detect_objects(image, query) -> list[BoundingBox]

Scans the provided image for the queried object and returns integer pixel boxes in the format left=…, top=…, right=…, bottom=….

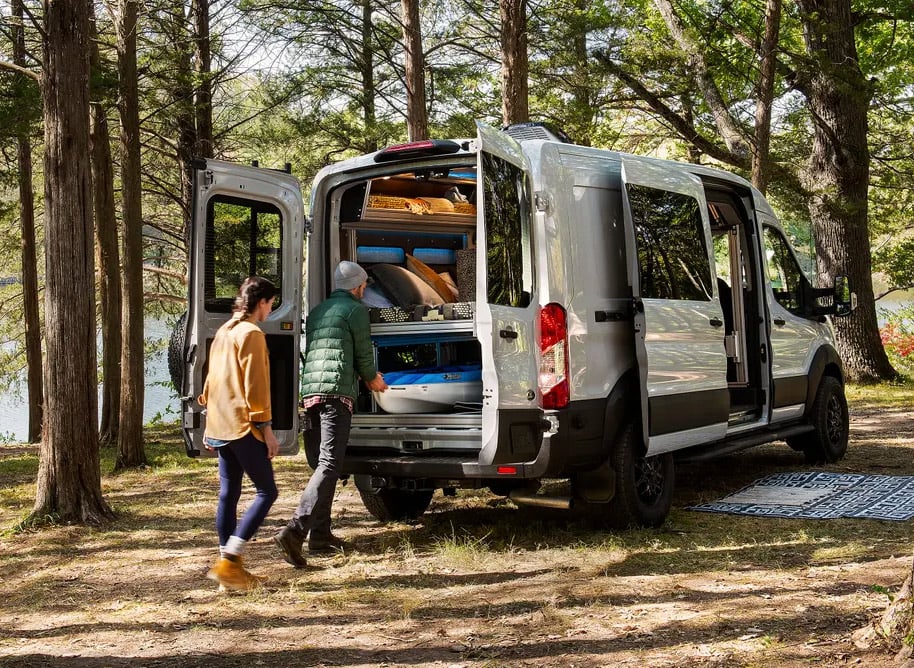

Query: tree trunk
left=89, top=1, right=122, bottom=447
left=499, top=0, right=529, bottom=126
left=401, top=0, right=427, bottom=141
left=853, top=550, right=914, bottom=658
left=193, top=0, right=213, bottom=158
left=751, top=0, right=781, bottom=194
left=360, top=0, right=378, bottom=152
left=172, top=0, right=197, bottom=240
left=34, top=0, right=113, bottom=524
left=797, top=0, right=896, bottom=382
left=13, top=0, right=43, bottom=444
left=570, top=0, right=590, bottom=146
left=115, top=0, right=147, bottom=468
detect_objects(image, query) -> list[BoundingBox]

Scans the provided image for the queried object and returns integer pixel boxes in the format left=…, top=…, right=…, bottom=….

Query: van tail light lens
left=538, top=303, right=569, bottom=409
left=374, top=139, right=461, bottom=162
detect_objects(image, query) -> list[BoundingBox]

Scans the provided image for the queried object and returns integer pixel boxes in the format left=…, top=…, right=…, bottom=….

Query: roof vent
left=503, top=122, right=572, bottom=144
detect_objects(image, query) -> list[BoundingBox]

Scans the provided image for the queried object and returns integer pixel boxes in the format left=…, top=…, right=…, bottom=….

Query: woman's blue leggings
left=216, top=432, right=278, bottom=546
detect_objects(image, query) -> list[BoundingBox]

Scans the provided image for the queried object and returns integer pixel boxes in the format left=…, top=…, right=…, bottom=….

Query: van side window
left=762, top=226, right=802, bottom=312
left=627, top=184, right=711, bottom=301
left=205, top=194, right=283, bottom=312
left=482, top=152, right=533, bottom=307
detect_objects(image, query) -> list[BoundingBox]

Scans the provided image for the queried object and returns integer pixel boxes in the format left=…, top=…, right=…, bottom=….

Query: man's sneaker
left=273, top=524, right=307, bottom=568
left=308, top=533, right=349, bottom=554
left=206, top=557, right=260, bottom=591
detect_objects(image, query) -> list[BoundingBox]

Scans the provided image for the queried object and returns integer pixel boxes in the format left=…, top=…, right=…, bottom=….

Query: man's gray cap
left=334, top=260, right=368, bottom=291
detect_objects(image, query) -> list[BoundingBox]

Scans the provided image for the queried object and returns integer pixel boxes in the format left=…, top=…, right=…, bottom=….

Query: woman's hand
left=261, top=425, right=280, bottom=459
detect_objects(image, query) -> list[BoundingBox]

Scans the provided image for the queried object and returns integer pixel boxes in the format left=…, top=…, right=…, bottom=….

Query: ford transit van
left=177, top=122, right=854, bottom=528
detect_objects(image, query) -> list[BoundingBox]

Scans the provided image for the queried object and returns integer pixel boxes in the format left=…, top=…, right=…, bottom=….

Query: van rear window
left=482, top=153, right=533, bottom=308
left=204, top=194, right=283, bottom=312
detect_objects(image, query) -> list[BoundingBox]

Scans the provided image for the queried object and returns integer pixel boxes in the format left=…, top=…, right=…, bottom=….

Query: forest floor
left=1, top=384, right=913, bottom=667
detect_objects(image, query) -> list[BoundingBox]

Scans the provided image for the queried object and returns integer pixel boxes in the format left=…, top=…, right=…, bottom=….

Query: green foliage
left=0, top=71, right=41, bottom=141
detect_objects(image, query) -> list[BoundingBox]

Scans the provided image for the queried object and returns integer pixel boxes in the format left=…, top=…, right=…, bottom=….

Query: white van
left=177, top=122, right=855, bottom=528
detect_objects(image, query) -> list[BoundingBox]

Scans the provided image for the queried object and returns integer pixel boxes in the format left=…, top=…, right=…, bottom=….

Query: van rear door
left=474, top=123, right=540, bottom=465
left=620, top=156, right=729, bottom=454
left=181, top=159, right=304, bottom=456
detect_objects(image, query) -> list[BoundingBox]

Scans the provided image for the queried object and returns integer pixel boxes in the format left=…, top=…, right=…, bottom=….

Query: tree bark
left=34, top=0, right=113, bottom=523
left=401, top=0, right=427, bottom=141
left=499, top=0, right=529, bottom=126
left=751, top=0, right=781, bottom=194
left=193, top=0, right=213, bottom=158
left=89, top=0, right=122, bottom=447
left=360, top=0, right=378, bottom=152
left=13, top=0, right=43, bottom=444
left=797, top=0, right=896, bottom=382
left=115, top=0, right=147, bottom=468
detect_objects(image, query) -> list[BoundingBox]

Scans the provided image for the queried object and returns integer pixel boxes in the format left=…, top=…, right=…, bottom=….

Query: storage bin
left=374, top=364, right=483, bottom=413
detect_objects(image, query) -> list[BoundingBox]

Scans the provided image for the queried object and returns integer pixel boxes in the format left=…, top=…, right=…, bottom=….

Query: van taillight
left=538, top=303, right=569, bottom=409
left=374, top=139, right=461, bottom=162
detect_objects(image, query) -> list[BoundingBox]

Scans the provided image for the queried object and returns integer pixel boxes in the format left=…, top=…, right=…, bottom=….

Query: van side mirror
left=832, top=275, right=857, bottom=317
left=800, top=274, right=856, bottom=319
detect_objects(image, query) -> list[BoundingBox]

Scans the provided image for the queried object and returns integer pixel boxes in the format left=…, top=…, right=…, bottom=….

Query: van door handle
left=709, top=318, right=723, bottom=328
left=773, top=318, right=786, bottom=326
left=499, top=329, right=518, bottom=340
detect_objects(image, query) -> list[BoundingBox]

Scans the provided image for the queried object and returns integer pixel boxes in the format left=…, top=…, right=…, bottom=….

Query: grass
left=846, top=378, right=914, bottom=407
left=0, top=381, right=912, bottom=666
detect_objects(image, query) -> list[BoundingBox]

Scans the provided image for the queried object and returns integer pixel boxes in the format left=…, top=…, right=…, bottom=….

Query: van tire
left=359, top=488, right=434, bottom=522
left=168, top=311, right=188, bottom=393
left=605, top=420, right=675, bottom=529
left=787, top=376, right=848, bottom=464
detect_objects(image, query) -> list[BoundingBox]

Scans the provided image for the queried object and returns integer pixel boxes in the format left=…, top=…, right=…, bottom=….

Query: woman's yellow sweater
left=198, top=313, right=272, bottom=443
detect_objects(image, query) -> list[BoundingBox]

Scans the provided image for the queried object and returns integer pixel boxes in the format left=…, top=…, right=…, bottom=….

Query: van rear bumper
left=341, top=408, right=562, bottom=480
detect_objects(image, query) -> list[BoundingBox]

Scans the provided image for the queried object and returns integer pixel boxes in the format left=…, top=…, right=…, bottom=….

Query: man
left=274, top=261, right=388, bottom=567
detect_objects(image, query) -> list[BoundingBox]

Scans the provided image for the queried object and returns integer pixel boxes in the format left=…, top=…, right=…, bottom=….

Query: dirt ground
left=1, top=402, right=913, bottom=668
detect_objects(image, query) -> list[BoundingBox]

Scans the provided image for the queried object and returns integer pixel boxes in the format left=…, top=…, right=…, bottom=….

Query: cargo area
left=331, top=162, right=485, bottom=452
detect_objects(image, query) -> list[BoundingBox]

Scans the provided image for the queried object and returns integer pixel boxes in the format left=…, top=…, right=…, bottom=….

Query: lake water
left=1, top=291, right=912, bottom=443
left=0, top=317, right=179, bottom=443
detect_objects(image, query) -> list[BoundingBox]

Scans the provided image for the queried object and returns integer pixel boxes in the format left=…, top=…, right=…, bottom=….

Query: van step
left=676, top=423, right=814, bottom=462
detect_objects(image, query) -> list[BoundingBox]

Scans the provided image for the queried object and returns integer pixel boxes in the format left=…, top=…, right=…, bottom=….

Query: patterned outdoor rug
left=690, top=471, right=914, bottom=521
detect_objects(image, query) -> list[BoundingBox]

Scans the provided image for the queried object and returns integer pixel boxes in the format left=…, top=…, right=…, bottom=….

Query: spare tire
left=168, top=311, right=187, bottom=393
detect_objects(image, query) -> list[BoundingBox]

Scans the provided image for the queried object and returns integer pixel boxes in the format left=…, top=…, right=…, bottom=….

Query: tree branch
left=593, top=50, right=749, bottom=170
left=652, top=0, right=750, bottom=157
left=0, top=59, right=39, bottom=81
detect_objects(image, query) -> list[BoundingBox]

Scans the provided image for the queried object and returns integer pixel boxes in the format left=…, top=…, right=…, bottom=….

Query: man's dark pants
left=293, top=398, right=352, bottom=540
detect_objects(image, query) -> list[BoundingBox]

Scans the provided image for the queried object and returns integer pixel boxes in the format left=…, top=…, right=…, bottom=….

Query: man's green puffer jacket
left=300, top=289, right=378, bottom=402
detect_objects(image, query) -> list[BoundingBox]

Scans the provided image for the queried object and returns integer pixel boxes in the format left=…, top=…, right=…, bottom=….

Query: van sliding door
left=474, top=122, right=539, bottom=466
left=620, top=156, right=728, bottom=454
left=181, top=160, right=304, bottom=456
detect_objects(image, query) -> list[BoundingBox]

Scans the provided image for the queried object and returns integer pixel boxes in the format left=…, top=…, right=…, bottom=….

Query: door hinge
left=534, top=192, right=550, bottom=212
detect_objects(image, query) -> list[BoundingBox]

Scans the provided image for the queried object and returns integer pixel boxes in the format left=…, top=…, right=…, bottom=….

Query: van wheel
left=358, top=488, right=434, bottom=522
left=605, top=420, right=675, bottom=529
left=787, top=376, right=848, bottom=464
left=167, top=311, right=187, bottom=393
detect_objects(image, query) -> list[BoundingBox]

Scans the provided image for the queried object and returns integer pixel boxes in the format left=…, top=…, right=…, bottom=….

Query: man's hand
left=366, top=373, right=389, bottom=393
left=261, top=426, right=280, bottom=459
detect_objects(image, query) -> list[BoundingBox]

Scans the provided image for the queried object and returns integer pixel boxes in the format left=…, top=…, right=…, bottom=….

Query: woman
left=199, top=276, right=280, bottom=591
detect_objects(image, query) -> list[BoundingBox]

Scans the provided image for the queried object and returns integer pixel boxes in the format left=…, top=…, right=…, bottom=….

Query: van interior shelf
left=355, top=209, right=476, bottom=227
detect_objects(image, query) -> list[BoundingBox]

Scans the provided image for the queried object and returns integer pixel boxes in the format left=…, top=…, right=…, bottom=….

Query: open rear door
left=474, top=122, right=540, bottom=466
left=181, top=159, right=305, bottom=456
left=620, top=156, right=728, bottom=455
